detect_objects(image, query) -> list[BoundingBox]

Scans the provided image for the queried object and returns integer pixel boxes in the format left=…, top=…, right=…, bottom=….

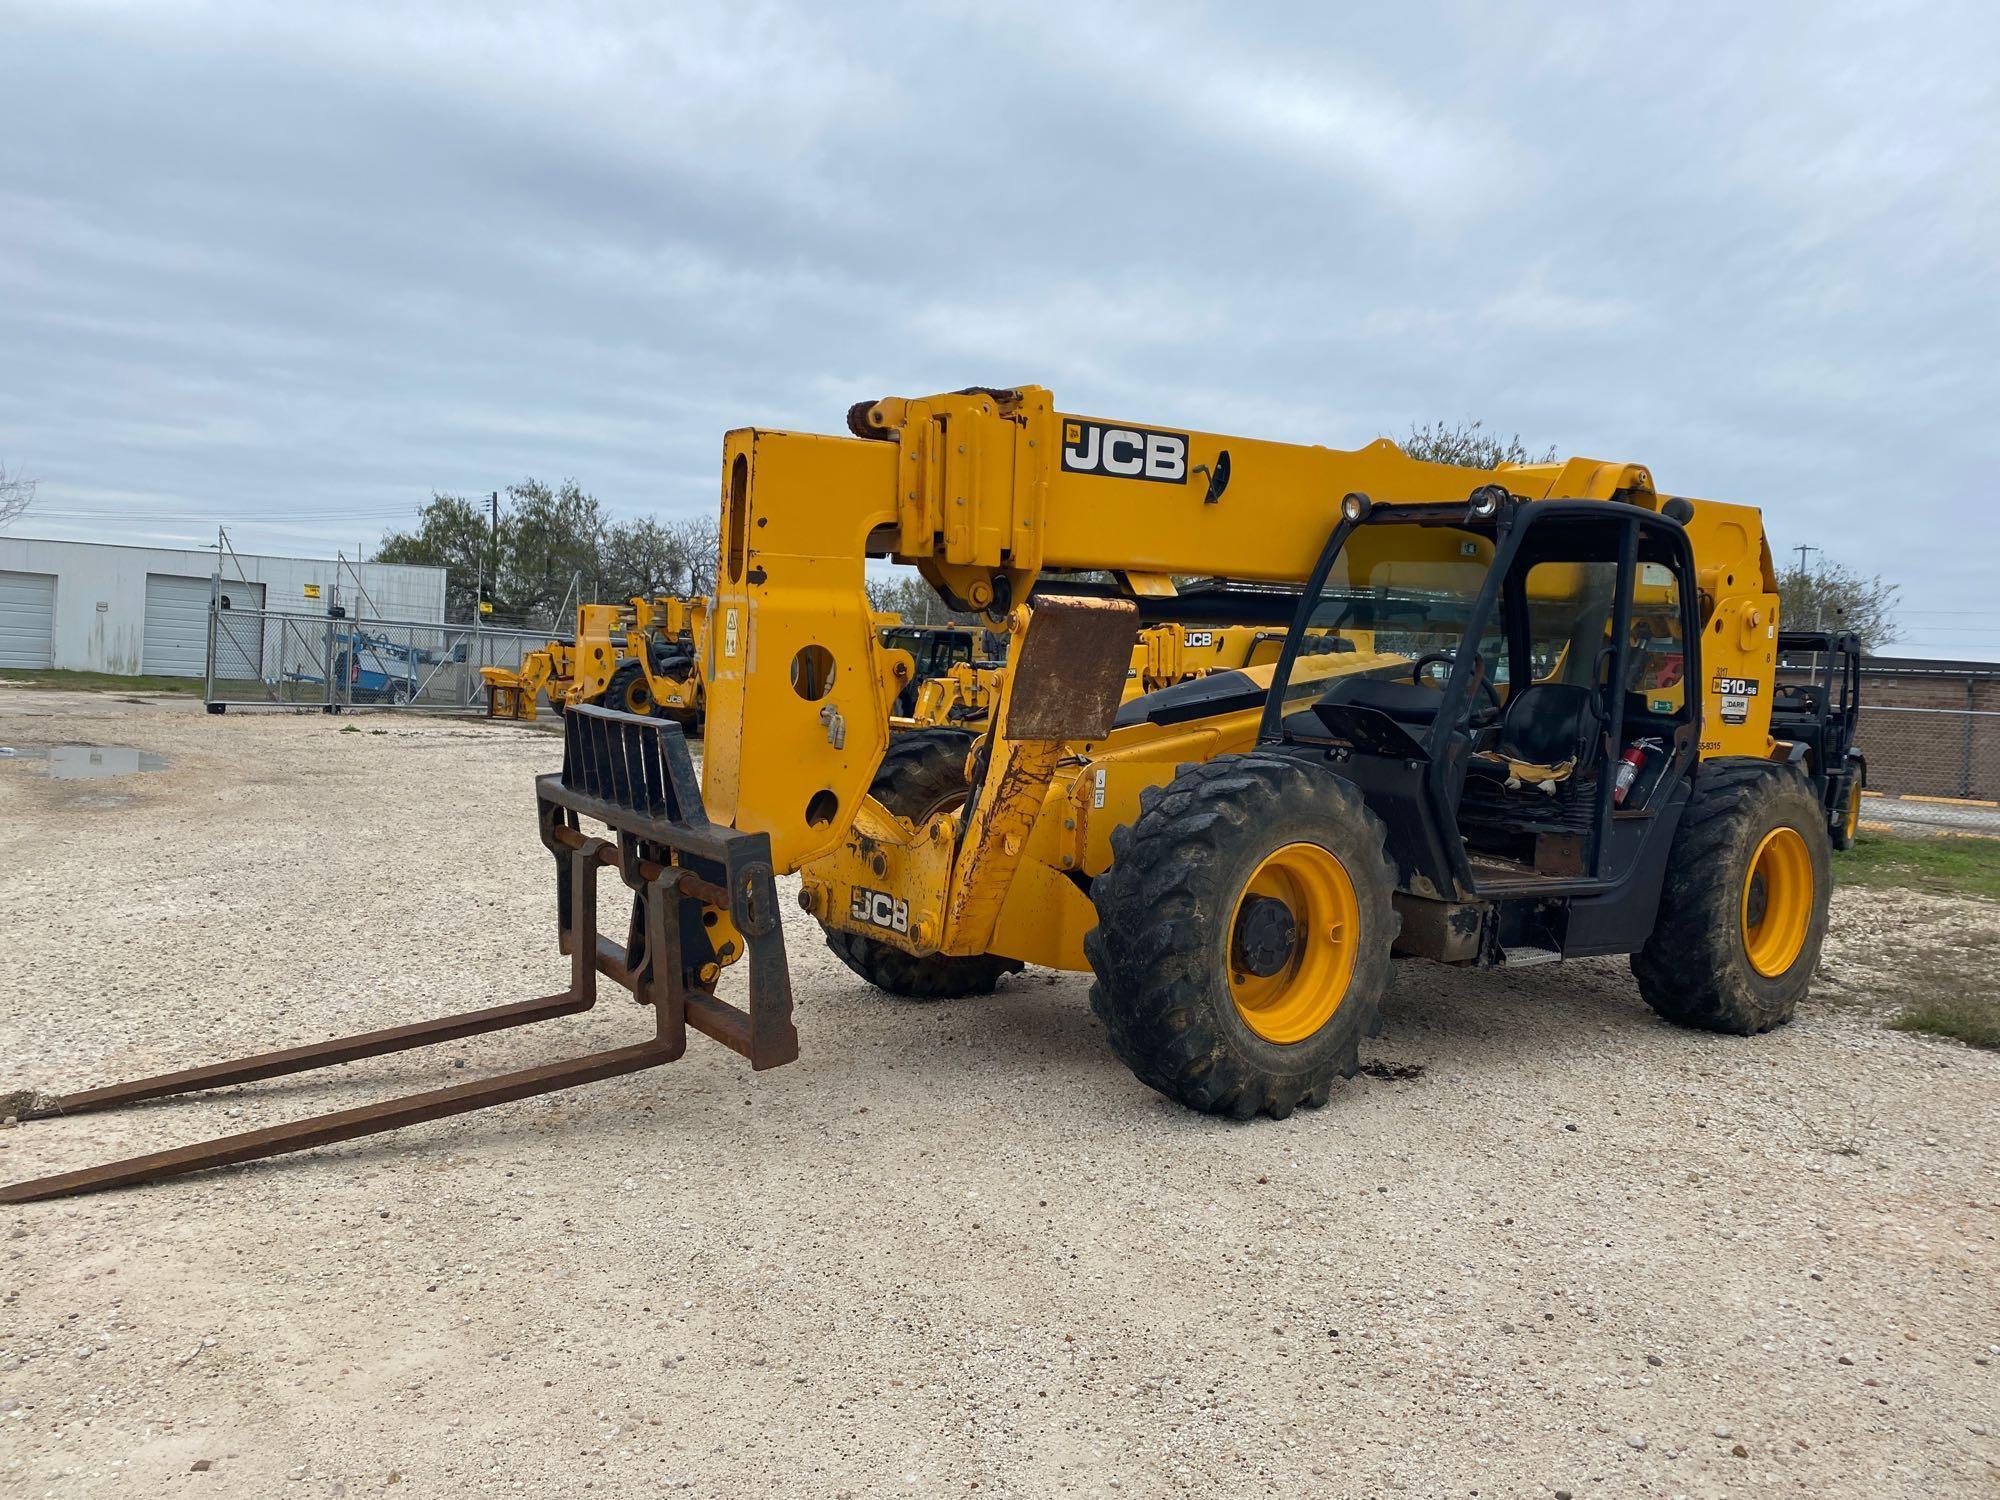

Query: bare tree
left=866, top=570, right=977, bottom=625
left=0, top=461, right=35, bottom=530
left=600, top=517, right=688, bottom=601
left=665, top=515, right=721, bottom=597
left=1398, top=420, right=1556, bottom=469
left=1777, top=559, right=1900, bottom=650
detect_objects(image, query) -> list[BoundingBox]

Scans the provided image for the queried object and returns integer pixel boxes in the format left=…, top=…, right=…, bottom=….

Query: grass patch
left=1839, top=831, right=2000, bottom=901
left=1888, top=996, right=2000, bottom=1050
left=0, top=668, right=204, bottom=695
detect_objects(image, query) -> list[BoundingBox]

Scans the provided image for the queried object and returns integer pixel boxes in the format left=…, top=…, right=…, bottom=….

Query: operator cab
left=1264, top=495, right=1702, bottom=930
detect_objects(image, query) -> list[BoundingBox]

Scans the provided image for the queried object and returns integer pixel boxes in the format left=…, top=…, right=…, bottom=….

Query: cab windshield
left=1296, top=518, right=1499, bottom=679
left=1274, top=509, right=1690, bottom=740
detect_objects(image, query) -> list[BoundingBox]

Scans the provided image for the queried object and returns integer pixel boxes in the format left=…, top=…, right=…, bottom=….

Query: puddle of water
left=0, top=745, right=170, bottom=779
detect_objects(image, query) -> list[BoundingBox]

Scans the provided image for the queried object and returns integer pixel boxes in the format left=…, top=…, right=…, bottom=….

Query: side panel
left=1677, top=498, right=1779, bottom=759
left=1559, top=787, right=1692, bottom=956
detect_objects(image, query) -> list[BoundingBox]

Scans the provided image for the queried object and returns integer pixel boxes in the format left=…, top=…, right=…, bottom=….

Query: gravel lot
left=2, top=688, right=1996, bottom=1499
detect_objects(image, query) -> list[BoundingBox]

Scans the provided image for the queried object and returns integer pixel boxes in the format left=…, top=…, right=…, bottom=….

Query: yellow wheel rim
left=1741, top=826, right=1813, bottom=978
left=1228, top=842, right=1360, bottom=1044
left=1843, top=781, right=1861, bottom=841
left=622, top=677, right=652, bottom=714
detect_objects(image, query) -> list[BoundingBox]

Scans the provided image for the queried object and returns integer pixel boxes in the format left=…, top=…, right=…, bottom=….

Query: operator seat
left=1470, top=682, right=1597, bottom=786
left=1771, top=683, right=1823, bottom=719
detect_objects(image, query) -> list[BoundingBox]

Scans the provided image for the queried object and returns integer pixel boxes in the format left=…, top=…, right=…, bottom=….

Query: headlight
left=1341, top=492, right=1371, bottom=524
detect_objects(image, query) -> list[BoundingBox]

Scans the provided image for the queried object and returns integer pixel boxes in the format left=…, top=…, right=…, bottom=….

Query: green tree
left=500, top=479, right=605, bottom=628
left=599, top=517, right=688, bottom=602
left=374, top=492, right=496, bottom=622
left=1398, top=419, right=1556, bottom=469
left=1777, top=559, right=1899, bottom=650
left=380, top=484, right=721, bottom=626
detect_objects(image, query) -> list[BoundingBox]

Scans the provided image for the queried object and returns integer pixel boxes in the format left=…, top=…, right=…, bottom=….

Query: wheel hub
left=1231, top=895, right=1297, bottom=978
left=1226, top=842, right=1362, bottom=1045
left=1743, top=872, right=1768, bottom=930
left=1740, top=826, right=1812, bottom=978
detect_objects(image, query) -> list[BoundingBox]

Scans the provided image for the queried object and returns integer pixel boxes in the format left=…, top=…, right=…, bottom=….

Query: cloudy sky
left=4, top=1, right=1995, bottom=656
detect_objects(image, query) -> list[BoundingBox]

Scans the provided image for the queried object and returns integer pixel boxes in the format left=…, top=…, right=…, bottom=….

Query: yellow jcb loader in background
left=6, top=385, right=1834, bottom=1200
left=483, top=594, right=707, bottom=726
left=897, top=621, right=1340, bottom=734
left=872, top=619, right=994, bottom=717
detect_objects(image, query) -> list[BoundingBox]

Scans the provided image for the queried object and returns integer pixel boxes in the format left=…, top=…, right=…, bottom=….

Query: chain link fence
left=204, top=602, right=551, bottom=714
left=1851, top=704, right=2000, bottom=801
left=199, top=600, right=1999, bottom=793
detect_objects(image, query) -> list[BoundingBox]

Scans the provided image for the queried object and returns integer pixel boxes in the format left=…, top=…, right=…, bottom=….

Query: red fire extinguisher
left=1614, top=737, right=1664, bottom=806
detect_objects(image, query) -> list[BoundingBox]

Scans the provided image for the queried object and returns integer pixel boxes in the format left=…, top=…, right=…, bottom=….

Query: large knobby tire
left=603, top=661, right=656, bottom=717
left=1631, top=759, right=1831, bottom=1034
left=820, top=729, right=1024, bottom=1000
left=1084, top=750, right=1399, bottom=1120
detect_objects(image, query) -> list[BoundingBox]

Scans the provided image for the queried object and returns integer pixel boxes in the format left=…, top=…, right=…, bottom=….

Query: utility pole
left=1791, top=544, right=1824, bottom=631
left=487, top=490, right=500, bottom=626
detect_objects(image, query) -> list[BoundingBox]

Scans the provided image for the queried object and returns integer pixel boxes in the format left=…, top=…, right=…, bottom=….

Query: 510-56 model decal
left=1711, top=674, right=1760, bottom=725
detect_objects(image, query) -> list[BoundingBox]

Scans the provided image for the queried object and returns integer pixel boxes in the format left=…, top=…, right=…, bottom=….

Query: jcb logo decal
left=849, top=887, right=909, bottom=934
left=1061, top=419, right=1188, bottom=484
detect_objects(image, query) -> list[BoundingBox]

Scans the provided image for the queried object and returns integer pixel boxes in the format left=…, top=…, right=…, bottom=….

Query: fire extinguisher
left=1614, top=737, right=1665, bottom=807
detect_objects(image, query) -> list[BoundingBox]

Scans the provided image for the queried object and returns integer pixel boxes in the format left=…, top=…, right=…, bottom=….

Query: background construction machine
left=1774, top=628, right=1866, bottom=848
left=873, top=620, right=993, bottom=716
left=7, top=384, right=1840, bottom=1199
left=898, top=622, right=1344, bottom=733
left=483, top=594, right=705, bottom=725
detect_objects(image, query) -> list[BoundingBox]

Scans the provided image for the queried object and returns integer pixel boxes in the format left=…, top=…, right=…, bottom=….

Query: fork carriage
left=2, top=707, right=794, bottom=1203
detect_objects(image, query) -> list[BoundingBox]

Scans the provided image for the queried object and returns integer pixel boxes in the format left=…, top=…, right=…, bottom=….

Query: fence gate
left=204, top=603, right=552, bottom=714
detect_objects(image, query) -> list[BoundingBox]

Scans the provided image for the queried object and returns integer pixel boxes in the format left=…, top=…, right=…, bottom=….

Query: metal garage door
left=0, top=569, right=56, bottom=669
left=144, top=574, right=266, bottom=678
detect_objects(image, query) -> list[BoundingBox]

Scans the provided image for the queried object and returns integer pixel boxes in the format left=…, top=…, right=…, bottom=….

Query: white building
left=0, top=536, right=448, bottom=676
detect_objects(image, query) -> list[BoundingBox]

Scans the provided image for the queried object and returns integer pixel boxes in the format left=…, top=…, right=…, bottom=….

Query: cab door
left=1460, top=506, right=1700, bottom=896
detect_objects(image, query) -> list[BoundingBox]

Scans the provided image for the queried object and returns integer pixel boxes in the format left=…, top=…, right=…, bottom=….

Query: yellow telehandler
left=898, top=622, right=1337, bottom=733
left=6, top=386, right=1831, bottom=1200
left=482, top=594, right=707, bottom=725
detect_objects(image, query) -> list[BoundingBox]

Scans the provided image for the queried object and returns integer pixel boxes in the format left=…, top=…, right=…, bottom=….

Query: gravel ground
left=1, top=688, right=1996, bottom=1499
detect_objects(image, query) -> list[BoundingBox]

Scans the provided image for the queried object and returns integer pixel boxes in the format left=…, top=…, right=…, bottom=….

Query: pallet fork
left=2, top=707, right=796, bottom=1204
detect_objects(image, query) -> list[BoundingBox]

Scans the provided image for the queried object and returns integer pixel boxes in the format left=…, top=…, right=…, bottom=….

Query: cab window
left=1627, top=560, right=1687, bottom=713
left=1523, top=560, right=1618, bottom=688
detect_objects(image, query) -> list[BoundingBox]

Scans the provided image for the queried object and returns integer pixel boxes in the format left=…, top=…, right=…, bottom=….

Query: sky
left=3, top=1, right=1996, bottom=657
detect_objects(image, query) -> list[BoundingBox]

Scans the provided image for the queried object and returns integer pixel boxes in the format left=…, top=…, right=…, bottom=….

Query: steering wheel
left=1410, top=651, right=1503, bottom=723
